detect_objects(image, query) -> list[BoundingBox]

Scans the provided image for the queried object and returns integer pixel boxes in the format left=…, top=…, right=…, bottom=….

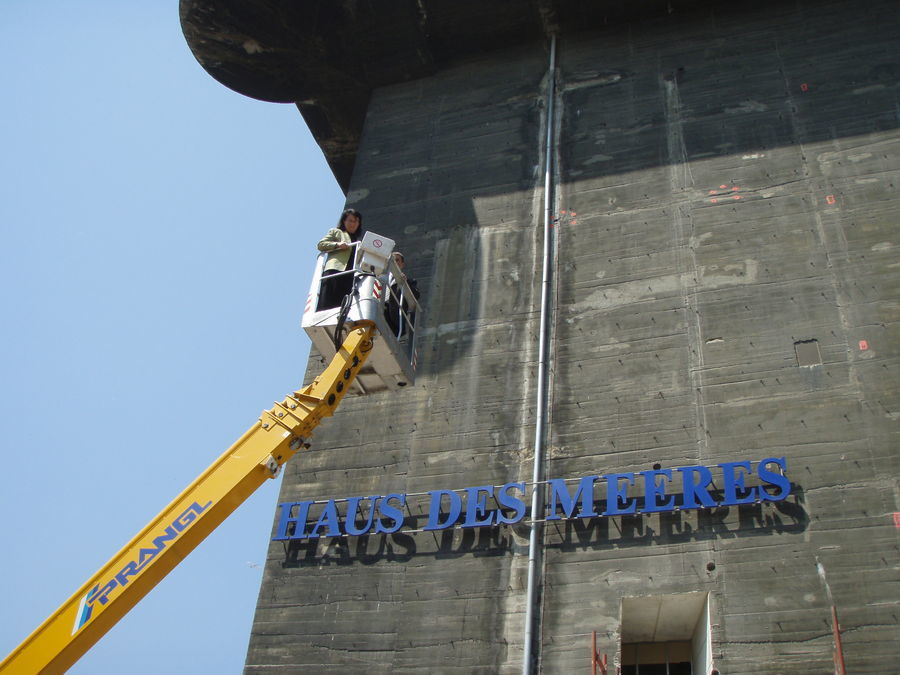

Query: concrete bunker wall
left=247, top=1, right=899, bottom=672
left=247, top=43, right=548, bottom=672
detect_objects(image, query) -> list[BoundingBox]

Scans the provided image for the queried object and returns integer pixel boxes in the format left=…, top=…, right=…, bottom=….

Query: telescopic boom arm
left=0, top=325, right=376, bottom=675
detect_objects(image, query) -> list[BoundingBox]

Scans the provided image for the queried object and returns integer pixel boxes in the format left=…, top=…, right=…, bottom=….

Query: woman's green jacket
left=317, top=228, right=354, bottom=272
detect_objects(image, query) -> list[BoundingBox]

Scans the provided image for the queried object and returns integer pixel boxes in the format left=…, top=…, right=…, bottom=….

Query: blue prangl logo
left=71, top=500, right=212, bottom=634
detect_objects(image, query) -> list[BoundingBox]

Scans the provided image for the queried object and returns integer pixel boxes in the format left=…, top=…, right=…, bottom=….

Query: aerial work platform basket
left=301, top=231, right=420, bottom=395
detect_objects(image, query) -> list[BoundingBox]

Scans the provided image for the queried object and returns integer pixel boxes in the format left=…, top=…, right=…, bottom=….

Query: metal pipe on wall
left=522, top=33, right=557, bottom=675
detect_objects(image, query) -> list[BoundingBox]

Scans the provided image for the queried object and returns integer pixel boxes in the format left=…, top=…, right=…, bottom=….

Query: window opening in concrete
left=621, top=641, right=691, bottom=674
left=620, top=592, right=711, bottom=675
left=794, top=339, right=822, bottom=367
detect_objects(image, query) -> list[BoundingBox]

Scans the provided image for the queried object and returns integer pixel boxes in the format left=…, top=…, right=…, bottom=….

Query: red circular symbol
left=373, top=239, right=383, bottom=248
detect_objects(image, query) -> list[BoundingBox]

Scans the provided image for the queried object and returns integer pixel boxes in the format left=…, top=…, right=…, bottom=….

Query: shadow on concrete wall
left=548, top=490, right=808, bottom=553
left=278, top=485, right=807, bottom=566
left=339, top=0, right=898, bottom=380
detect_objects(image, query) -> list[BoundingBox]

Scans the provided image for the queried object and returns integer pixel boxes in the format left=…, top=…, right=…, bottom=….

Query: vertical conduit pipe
left=522, top=33, right=556, bottom=675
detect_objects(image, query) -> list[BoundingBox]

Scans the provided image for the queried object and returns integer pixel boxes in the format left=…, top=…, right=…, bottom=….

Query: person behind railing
left=316, top=208, right=364, bottom=310
left=385, top=251, right=419, bottom=338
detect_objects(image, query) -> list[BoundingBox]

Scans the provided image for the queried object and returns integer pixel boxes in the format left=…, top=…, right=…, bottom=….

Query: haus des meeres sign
left=273, top=457, right=792, bottom=541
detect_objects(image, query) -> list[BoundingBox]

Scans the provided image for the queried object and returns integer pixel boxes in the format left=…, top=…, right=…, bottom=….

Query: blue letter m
left=546, top=476, right=598, bottom=520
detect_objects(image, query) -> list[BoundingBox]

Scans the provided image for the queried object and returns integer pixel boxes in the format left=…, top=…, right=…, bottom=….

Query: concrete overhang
left=180, top=0, right=714, bottom=192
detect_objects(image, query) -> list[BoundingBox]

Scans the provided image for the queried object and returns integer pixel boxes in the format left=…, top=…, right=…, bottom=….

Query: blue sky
left=0, top=3, right=344, bottom=672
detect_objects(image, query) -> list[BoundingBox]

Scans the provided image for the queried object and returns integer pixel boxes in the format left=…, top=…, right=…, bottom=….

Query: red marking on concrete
left=826, top=194, right=836, bottom=205
left=733, top=195, right=742, bottom=200
left=859, top=340, right=869, bottom=351
left=571, top=220, right=578, bottom=225
left=560, top=210, right=568, bottom=215
left=710, top=198, right=719, bottom=204
left=894, top=513, right=900, bottom=528
left=570, top=212, right=577, bottom=216
left=709, top=190, right=716, bottom=194
left=719, top=184, right=728, bottom=189
left=732, top=186, right=740, bottom=191
left=801, top=83, right=809, bottom=92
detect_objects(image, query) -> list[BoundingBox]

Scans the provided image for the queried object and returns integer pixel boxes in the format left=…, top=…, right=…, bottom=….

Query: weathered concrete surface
left=180, top=0, right=758, bottom=191
left=547, top=5, right=899, bottom=671
left=186, top=1, right=898, bottom=672
left=244, top=43, right=548, bottom=673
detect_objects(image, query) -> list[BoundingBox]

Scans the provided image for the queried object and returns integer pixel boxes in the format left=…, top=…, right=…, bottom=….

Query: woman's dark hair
left=338, top=208, right=364, bottom=242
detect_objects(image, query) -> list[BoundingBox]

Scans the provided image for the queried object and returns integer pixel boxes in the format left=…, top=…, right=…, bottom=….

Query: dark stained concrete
left=180, top=0, right=778, bottom=191
left=547, top=6, right=899, bottom=671
left=183, top=1, right=899, bottom=672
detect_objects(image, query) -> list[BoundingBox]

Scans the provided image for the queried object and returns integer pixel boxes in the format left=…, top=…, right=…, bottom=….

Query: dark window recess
left=620, top=593, right=709, bottom=673
left=621, top=665, right=691, bottom=675
left=621, top=641, right=692, bottom=675
left=795, top=339, right=822, bottom=367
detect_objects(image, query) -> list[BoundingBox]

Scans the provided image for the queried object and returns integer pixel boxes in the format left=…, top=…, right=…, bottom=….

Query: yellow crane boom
left=0, top=325, right=376, bottom=674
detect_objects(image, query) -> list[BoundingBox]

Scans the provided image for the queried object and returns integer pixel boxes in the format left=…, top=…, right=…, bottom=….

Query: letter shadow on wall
left=547, top=484, right=808, bottom=553
left=281, top=511, right=524, bottom=568
left=279, top=485, right=806, bottom=566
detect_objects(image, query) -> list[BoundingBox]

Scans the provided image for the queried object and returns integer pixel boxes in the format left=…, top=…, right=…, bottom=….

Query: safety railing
left=381, top=254, right=420, bottom=352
